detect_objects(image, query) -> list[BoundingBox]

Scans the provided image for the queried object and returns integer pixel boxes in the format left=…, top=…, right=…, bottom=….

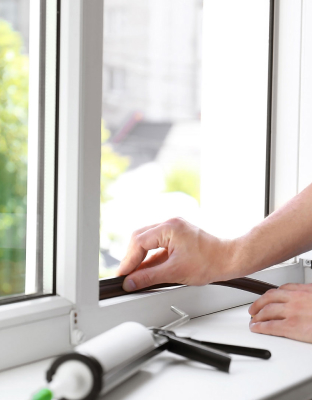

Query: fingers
left=116, top=223, right=161, bottom=277
left=279, top=283, right=312, bottom=293
left=251, top=303, right=286, bottom=323
left=122, top=257, right=177, bottom=292
left=250, top=320, right=288, bottom=338
left=118, top=224, right=171, bottom=276
left=128, top=223, right=160, bottom=237
left=136, top=248, right=169, bottom=270
left=248, top=289, right=290, bottom=316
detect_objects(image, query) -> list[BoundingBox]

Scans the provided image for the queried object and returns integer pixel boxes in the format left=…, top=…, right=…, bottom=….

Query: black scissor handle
left=186, top=339, right=271, bottom=360
left=155, top=329, right=271, bottom=360
left=153, top=329, right=231, bottom=373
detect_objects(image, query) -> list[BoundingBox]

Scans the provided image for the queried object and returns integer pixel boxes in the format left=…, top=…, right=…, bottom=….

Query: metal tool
left=161, top=305, right=190, bottom=330
left=157, top=306, right=271, bottom=360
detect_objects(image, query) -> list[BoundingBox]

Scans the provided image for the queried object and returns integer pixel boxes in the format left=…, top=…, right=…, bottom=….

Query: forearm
left=119, top=184, right=312, bottom=291
left=231, top=183, right=312, bottom=277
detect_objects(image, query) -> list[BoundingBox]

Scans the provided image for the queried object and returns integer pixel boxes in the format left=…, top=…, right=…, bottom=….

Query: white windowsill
left=0, top=296, right=72, bottom=330
left=2, top=304, right=312, bottom=400
left=0, top=262, right=303, bottom=372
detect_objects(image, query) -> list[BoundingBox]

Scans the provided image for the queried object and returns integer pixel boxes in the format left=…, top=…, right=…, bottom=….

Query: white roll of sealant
left=40, top=322, right=156, bottom=400
left=76, top=321, right=155, bottom=372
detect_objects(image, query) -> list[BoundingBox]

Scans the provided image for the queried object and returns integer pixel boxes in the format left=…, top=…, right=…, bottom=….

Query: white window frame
left=270, top=0, right=312, bottom=261
left=270, top=0, right=309, bottom=211
left=0, top=0, right=311, bottom=372
left=25, top=0, right=41, bottom=294
left=26, top=0, right=57, bottom=295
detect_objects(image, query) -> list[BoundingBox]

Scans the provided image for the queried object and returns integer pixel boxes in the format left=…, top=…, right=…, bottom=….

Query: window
left=0, top=2, right=29, bottom=299
left=100, top=0, right=203, bottom=280
left=99, top=0, right=272, bottom=284
left=0, top=0, right=311, bottom=373
left=0, top=0, right=58, bottom=303
left=200, top=0, right=272, bottom=240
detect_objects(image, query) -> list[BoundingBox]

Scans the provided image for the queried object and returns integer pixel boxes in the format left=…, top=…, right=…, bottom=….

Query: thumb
left=122, top=260, right=175, bottom=292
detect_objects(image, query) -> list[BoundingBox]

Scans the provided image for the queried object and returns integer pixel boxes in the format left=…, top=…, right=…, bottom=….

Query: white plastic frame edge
left=25, top=0, right=40, bottom=294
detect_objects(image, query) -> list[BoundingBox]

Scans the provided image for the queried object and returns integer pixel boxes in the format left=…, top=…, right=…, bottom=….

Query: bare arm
left=234, top=182, right=312, bottom=277
left=118, top=183, right=312, bottom=342
left=118, top=183, right=312, bottom=291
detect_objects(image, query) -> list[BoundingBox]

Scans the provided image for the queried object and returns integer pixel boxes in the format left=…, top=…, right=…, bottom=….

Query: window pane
left=100, top=0, right=203, bottom=278
left=0, top=0, right=30, bottom=298
left=0, top=0, right=57, bottom=301
left=200, top=0, right=270, bottom=239
left=99, top=0, right=271, bottom=281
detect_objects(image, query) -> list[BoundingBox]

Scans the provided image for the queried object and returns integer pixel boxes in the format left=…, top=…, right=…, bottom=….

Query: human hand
left=248, top=283, right=312, bottom=343
left=117, top=217, right=237, bottom=292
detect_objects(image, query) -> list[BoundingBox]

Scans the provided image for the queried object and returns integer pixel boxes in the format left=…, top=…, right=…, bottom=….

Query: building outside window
left=100, top=0, right=203, bottom=278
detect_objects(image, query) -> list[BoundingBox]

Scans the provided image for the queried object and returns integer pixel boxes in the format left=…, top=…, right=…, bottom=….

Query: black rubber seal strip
left=99, top=276, right=278, bottom=300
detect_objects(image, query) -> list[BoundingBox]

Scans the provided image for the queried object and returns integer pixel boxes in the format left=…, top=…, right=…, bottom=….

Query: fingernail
left=123, top=279, right=136, bottom=292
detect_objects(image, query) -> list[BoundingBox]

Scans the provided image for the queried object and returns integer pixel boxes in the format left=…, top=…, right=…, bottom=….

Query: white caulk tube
left=45, top=322, right=162, bottom=400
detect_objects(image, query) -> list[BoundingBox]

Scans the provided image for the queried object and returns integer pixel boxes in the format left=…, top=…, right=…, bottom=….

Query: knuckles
left=131, top=229, right=142, bottom=239
left=250, top=288, right=282, bottom=315
left=164, top=217, right=185, bottom=229
left=279, top=283, right=293, bottom=290
left=266, top=288, right=279, bottom=297
left=131, top=232, right=145, bottom=248
left=261, top=288, right=281, bottom=303
left=262, top=302, right=276, bottom=314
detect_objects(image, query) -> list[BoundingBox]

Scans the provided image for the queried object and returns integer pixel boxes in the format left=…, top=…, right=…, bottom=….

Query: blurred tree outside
left=100, top=121, right=129, bottom=204
left=1, top=18, right=201, bottom=288
left=0, top=20, right=129, bottom=290
left=99, top=121, right=129, bottom=278
left=0, top=20, right=29, bottom=297
left=165, top=164, right=200, bottom=204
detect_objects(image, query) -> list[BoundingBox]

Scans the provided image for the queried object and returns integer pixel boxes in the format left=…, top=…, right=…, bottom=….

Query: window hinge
left=301, top=259, right=312, bottom=284
left=69, top=309, right=85, bottom=345
left=302, top=259, right=312, bottom=268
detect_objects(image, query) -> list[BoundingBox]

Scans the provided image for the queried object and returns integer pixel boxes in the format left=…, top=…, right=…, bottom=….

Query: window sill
left=2, top=304, right=312, bottom=400
left=0, top=262, right=303, bottom=372
left=0, top=295, right=72, bottom=330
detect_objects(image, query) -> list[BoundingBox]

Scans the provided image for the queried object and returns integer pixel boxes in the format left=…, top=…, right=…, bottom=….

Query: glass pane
left=0, top=0, right=57, bottom=301
left=100, top=0, right=203, bottom=278
left=200, top=0, right=270, bottom=239
left=100, top=0, right=271, bottom=282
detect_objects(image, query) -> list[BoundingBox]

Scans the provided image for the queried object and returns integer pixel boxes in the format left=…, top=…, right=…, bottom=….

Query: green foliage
left=99, top=262, right=118, bottom=279
left=0, top=21, right=128, bottom=291
left=99, top=122, right=129, bottom=278
left=100, top=121, right=129, bottom=203
left=0, top=20, right=29, bottom=296
left=165, top=164, right=200, bottom=203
